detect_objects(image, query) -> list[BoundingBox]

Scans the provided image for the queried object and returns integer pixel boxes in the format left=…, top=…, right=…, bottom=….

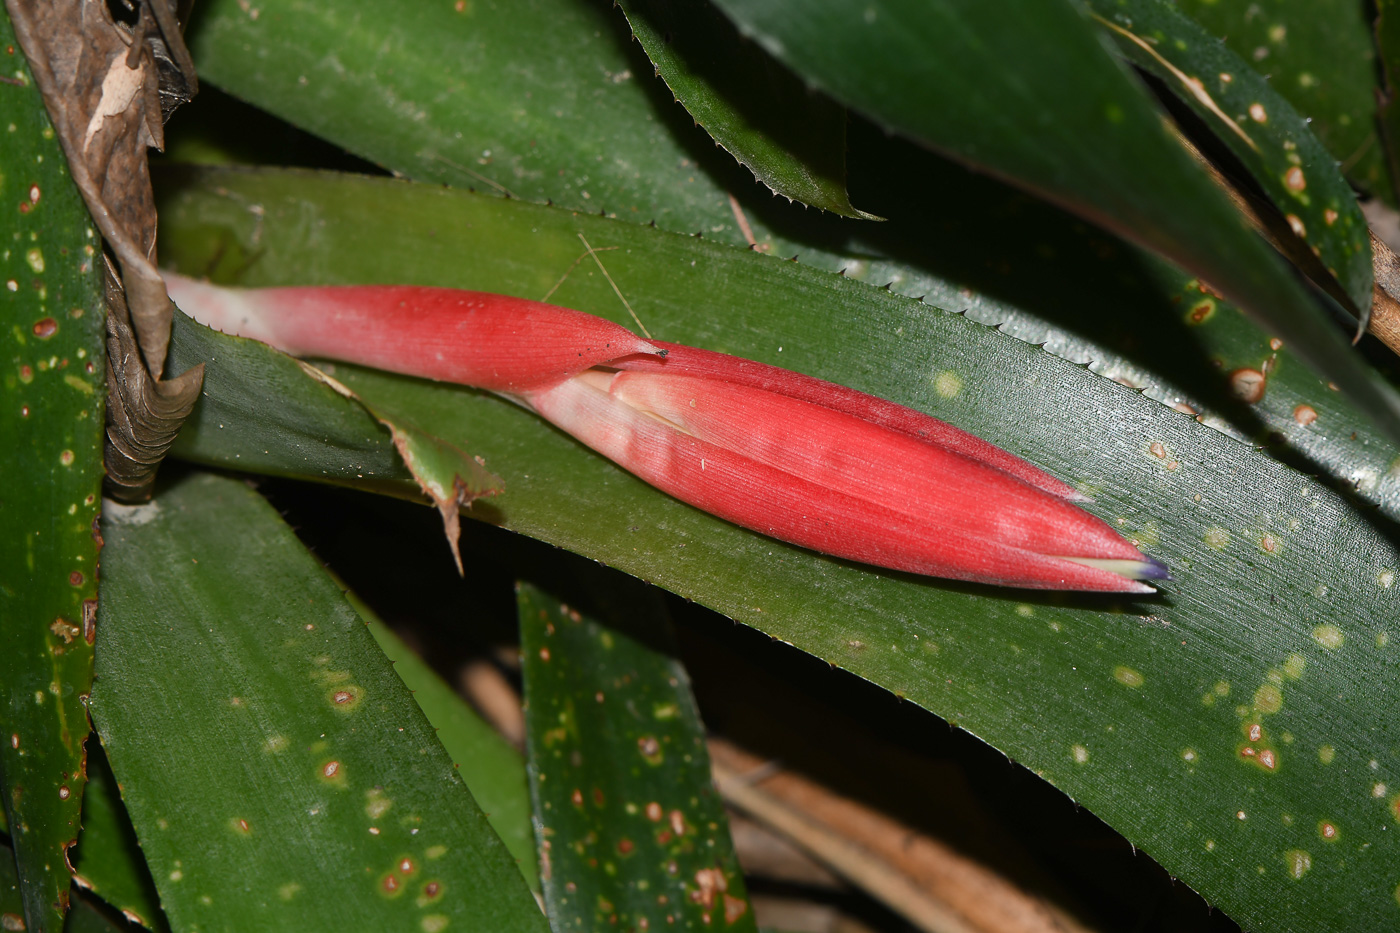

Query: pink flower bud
left=167, top=275, right=1166, bottom=592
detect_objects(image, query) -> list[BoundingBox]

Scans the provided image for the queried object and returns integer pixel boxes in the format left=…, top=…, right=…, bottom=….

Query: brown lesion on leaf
left=49, top=617, right=80, bottom=645
left=6, top=0, right=203, bottom=501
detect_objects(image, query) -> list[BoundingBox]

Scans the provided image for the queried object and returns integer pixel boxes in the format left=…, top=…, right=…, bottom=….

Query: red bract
left=166, top=275, right=1167, bottom=592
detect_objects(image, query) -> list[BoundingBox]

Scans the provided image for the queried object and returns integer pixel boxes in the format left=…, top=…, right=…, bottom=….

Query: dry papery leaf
left=6, top=0, right=201, bottom=499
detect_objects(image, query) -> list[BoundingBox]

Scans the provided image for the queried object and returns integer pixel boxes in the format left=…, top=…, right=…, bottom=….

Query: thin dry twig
left=709, top=740, right=1097, bottom=933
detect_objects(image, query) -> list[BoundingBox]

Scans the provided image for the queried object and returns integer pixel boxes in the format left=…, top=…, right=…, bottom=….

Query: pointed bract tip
left=1059, top=555, right=1170, bottom=584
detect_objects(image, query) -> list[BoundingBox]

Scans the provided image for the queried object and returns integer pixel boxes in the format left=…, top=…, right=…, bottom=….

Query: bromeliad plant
left=9, top=1, right=1400, bottom=932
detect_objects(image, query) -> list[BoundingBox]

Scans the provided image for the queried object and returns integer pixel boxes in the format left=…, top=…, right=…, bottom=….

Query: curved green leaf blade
left=1090, top=0, right=1372, bottom=314
left=1, top=842, right=125, bottom=933
left=614, top=0, right=871, bottom=219
left=72, top=747, right=166, bottom=932
left=362, top=612, right=539, bottom=894
left=90, top=471, right=549, bottom=933
left=0, top=16, right=105, bottom=931
left=520, top=579, right=754, bottom=933
left=186, top=0, right=764, bottom=237
left=156, top=167, right=1400, bottom=932
left=706, top=0, right=1400, bottom=445
left=1175, top=0, right=1393, bottom=203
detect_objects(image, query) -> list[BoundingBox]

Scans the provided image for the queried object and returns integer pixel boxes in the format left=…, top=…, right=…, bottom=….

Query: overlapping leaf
left=614, top=0, right=870, bottom=218
left=155, top=165, right=1400, bottom=932
left=705, top=0, right=1400, bottom=445
left=1089, top=0, right=1371, bottom=316
left=1176, top=0, right=1394, bottom=203
left=520, top=578, right=754, bottom=932
left=0, top=13, right=105, bottom=930
left=363, top=613, right=539, bottom=892
left=90, top=470, right=548, bottom=933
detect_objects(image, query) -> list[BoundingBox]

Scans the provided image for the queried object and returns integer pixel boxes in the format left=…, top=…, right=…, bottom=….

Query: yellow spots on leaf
left=1071, top=744, right=1089, bottom=764
left=425, top=845, right=448, bottom=860
left=1252, top=684, right=1283, bottom=714
left=1203, top=526, right=1231, bottom=550
left=1113, top=666, right=1144, bottom=689
left=1268, top=24, right=1286, bottom=43
left=1181, top=747, right=1198, bottom=763
left=1379, top=569, right=1396, bottom=589
left=421, top=915, right=450, bottom=933
left=1378, top=632, right=1391, bottom=649
left=279, top=883, right=302, bottom=901
left=1312, top=625, right=1344, bottom=650
left=933, top=370, right=962, bottom=398
left=1284, top=849, right=1311, bottom=880
left=365, top=788, right=393, bottom=820
left=25, top=248, right=43, bottom=274
left=263, top=735, right=289, bottom=754
left=1298, top=72, right=1318, bottom=89
left=1282, top=654, right=1306, bottom=680
left=1015, top=604, right=1034, bottom=618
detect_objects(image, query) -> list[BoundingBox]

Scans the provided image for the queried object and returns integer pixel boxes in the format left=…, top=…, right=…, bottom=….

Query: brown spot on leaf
left=69, top=571, right=84, bottom=586
left=1229, top=368, right=1266, bottom=404
left=49, top=618, right=79, bottom=644
left=1293, top=405, right=1317, bottom=426
left=32, top=317, right=57, bottom=338
left=1284, top=166, right=1306, bottom=192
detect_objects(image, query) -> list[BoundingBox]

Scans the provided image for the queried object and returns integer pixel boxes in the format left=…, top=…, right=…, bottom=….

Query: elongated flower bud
left=167, top=275, right=1167, bottom=592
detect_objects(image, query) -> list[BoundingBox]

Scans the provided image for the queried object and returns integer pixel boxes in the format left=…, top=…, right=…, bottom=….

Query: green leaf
left=519, top=578, right=754, bottom=932
left=1174, top=0, right=1393, bottom=203
left=155, top=166, right=1400, bottom=931
left=361, top=609, right=539, bottom=894
left=0, top=14, right=106, bottom=931
left=176, top=0, right=1400, bottom=472
left=705, top=0, right=1400, bottom=445
left=89, top=470, right=549, bottom=933
left=72, top=747, right=166, bottom=932
left=1090, top=0, right=1372, bottom=315
left=186, top=0, right=766, bottom=238
left=1, top=841, right=126, bottom=933
left=614, top=0, right=872, bottom=219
